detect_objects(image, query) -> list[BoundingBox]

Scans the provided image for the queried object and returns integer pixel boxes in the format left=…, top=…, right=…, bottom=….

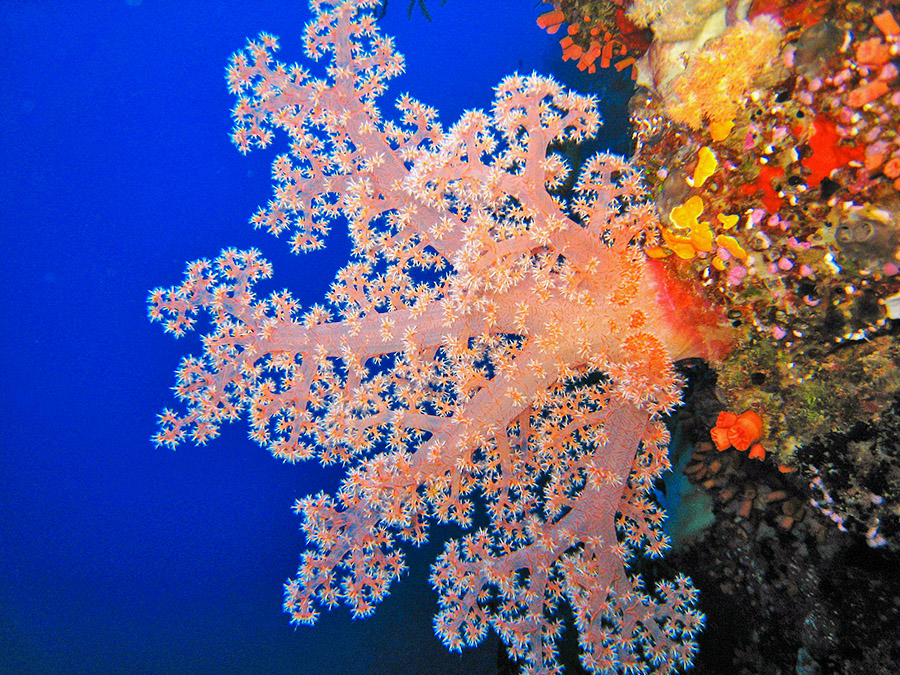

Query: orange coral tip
left=537, top=9, right=565, bottom=33
left=748, top=443, right=766, bottom=460
left=874, top=10, right=900, bottom=37
left=846, top=80, right=889, bottom=107
left=614, top=56, right=636, bottom=72
left=855, top=37, right=891, bottom=65
left=737, top=410, right=763, bottom=429
left=777, top=464, right=797, bottom=473
left=727, top=411, right=764, bottom=452
left=715, top=411, right=737, bottom=428
left=884, top=157, right=900, bottom=179
left=710, top=426, right=732, bottom=451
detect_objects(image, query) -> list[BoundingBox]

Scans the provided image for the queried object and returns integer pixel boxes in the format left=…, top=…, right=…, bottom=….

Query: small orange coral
left=710, top=411, right=738, bottom=449
left=537, top=9, right=565, bottom=33
left=711, top=410, right=766, bottom=460
left=855, top=37, right=892, bottom=66
left=874, top=9, right=900, bottom=38
left=845, top=80, right=890, bottom=108
left=538, top=4, right=649, bottom=77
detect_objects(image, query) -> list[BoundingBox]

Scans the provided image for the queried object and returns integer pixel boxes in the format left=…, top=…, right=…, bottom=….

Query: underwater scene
left=3, top=0, right=899, bottom=673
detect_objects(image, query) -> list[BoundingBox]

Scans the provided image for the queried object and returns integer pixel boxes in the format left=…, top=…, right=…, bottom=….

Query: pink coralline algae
left=148, top=1, right=717, bottom=672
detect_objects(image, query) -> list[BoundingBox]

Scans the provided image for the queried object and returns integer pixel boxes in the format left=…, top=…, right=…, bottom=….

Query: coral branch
left=150, top=1, right=716, bottom=672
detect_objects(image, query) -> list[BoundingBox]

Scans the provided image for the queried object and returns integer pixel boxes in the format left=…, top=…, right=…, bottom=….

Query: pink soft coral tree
left=149, top=0, right=718, bottom=672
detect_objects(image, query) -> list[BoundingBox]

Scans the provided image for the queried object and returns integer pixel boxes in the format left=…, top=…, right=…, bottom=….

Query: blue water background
left=1, top=1, right=633, bottom=673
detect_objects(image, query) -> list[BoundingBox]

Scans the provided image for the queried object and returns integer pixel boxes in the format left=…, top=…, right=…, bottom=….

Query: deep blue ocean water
left=1, top=2, right=633, bottom=673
